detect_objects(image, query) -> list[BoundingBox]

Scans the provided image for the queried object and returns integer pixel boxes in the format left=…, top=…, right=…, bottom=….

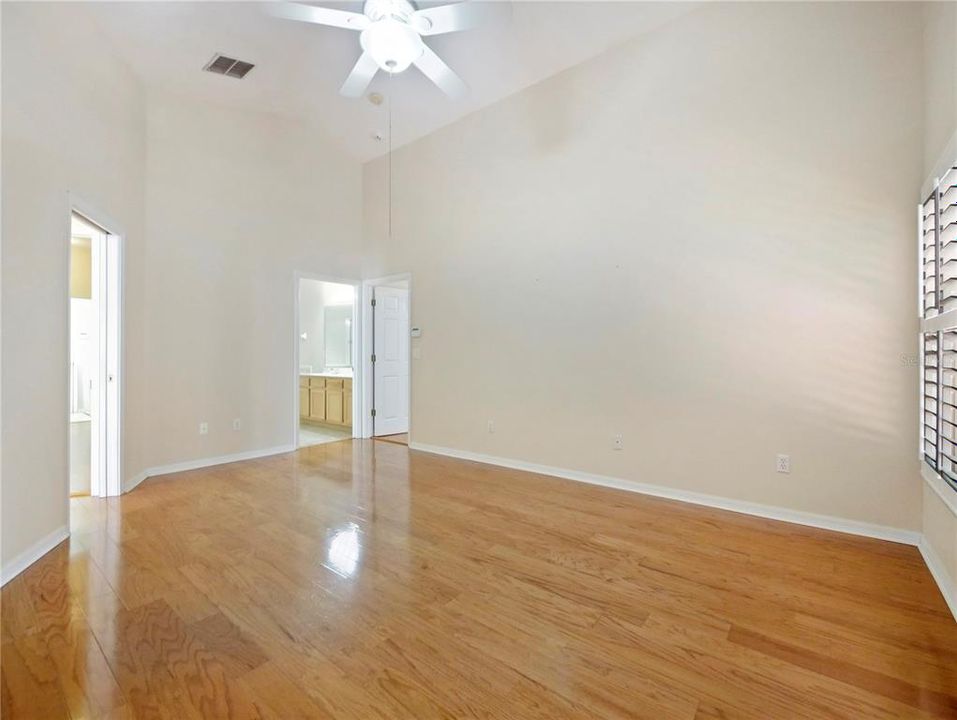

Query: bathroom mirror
left=324, top=306, right=352, bottom=368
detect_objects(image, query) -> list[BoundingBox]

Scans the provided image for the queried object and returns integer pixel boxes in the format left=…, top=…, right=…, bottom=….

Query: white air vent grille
left=203, top=54, right=255, bottom=79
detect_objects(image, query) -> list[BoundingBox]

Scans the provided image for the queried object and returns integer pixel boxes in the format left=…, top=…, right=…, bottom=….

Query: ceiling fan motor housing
left=360, top=16, right=424, bottom=73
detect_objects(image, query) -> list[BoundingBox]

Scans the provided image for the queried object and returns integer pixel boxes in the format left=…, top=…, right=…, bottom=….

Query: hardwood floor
left=2, top=439, right=956, bottom=719
left=374, top=432, right=408, bottom=446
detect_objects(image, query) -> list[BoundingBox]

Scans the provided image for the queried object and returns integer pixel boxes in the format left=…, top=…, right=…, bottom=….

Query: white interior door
left=373, top=286, right=409, bottom=436
left=84, top=217, right=121, bottom=498
left=90, top=225, right=106, bottom=497
left=104, top=233, right=122, bottom=496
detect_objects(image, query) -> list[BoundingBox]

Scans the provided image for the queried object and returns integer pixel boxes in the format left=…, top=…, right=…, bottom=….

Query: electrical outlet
left=487, top=420, right=495, bottom=434
left=776, top=454, right=790, bottom=473
left=613, top=434, right=623, bottom=450
left=233, top=418, right=241, bottom=431
left=199, top=422, right=208, bottom=436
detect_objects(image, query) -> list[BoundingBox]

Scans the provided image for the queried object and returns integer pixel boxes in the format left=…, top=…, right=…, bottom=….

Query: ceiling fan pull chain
left=388, top=70, right=393, bottom=245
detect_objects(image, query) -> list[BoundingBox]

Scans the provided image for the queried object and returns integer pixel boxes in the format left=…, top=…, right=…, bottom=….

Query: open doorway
left=363, top=276, right=411, bottom=446
left=296, top=277, right=358, bottom=448
left=69, top=211, right=121, bottom=498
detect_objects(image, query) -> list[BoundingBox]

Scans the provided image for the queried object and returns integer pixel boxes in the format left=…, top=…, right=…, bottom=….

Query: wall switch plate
left=613, top=434, right=623, bottom=450
left=199, top=422, right=209, bottom=435
left=487, top=420, right=495, bottom=434
left=233, top=418, right=241, bottom=431
left=776, top=454, right=790, bottom=473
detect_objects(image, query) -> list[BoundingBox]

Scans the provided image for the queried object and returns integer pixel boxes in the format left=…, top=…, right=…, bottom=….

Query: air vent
left=203, top=54, right=255, bottom=79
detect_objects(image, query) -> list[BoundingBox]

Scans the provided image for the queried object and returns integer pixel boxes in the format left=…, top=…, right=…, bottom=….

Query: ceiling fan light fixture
left=268, top=0, right=483, bottom=98
left=360, top=18, right=423, bottom=73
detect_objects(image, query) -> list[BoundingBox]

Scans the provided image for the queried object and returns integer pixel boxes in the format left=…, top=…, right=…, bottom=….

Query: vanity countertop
left=300, top=371, right=353, bottom=379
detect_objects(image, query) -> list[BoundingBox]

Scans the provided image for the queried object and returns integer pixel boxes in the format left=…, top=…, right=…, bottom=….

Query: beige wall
left=2, top=2, right=147, bottom=567
left=1, top=5, right=363, bottom=572
left=922, top=2, right=957, bottom=177
left=140, top=91, right=362, bottom=468
left=364, top=2, right=925, bottom=531
left=921, top=2, right=957, bottom=612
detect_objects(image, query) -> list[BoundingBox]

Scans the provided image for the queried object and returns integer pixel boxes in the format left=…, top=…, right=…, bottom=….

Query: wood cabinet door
left=309, top=389, right=326, bottom=421
left=299, top=387, right=310, bottom=419
left=326, top=390, right=344, bottom=424
left=344, top=390, right=352, bottom=425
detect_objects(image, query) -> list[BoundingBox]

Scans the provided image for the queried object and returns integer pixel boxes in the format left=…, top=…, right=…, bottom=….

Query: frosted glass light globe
left=360, top=18, right=424, bottom=73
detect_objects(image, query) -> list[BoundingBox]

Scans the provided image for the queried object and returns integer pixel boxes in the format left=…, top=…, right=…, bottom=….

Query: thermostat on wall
left=411, top=326, right=422, bottom=337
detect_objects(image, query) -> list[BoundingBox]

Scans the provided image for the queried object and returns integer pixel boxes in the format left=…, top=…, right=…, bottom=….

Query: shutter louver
left=925, top=332, right=939, bottom=468
left=924, top=193, right=938, bottom=317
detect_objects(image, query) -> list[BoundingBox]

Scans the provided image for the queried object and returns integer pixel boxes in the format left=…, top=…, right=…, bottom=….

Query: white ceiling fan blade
left=412, top=1, right=503, bottom=36
left=340, top=52, right=379, bottom=97
left=413, top=45, right=467, bottom=99
left=265, top=2, right=369, bottom=31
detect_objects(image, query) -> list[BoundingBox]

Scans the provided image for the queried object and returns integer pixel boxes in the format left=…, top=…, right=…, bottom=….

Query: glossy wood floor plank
left=2, top=439, right=956, bottom=719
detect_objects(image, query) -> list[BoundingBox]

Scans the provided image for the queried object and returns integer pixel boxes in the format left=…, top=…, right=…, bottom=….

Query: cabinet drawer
left=309, top=377, right=326, bottom=389
left=325, top=378, right=344, bottom=390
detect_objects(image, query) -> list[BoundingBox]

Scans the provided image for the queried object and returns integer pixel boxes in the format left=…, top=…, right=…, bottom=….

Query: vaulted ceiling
left=84, top=2, right=697, bottom=161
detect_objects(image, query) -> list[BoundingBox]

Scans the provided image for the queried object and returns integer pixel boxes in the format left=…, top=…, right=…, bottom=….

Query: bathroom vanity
left=300, top=372, right=352, bottom=428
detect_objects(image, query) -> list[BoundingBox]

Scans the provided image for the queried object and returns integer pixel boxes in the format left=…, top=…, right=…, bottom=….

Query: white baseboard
left=408, top=441, right=921, bottom=546
left=919, top=536, right=957, bottom=622
left=1, top=525, right=70, bottom=586
left=124, top=444, right=296, bottom=493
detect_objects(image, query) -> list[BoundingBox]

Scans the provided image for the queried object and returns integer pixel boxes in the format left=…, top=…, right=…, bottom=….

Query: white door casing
left=373, top=286, right=409, bottom=436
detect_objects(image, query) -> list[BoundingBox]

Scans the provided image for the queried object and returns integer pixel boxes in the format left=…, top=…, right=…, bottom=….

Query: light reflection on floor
left=325, top=522, right=361, bottom=578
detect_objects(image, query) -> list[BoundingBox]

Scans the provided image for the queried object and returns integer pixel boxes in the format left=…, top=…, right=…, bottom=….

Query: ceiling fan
left=266, top=0, right=498, bottom=99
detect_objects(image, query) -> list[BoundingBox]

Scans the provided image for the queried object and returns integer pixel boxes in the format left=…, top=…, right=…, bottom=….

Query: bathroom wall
left=69, top=238, right=91, bottom=299
left=69, top=233, right=94, bottom=496
left=299, top=279, right=355, bottom=373
left=69, top=234, right=94, bottom=415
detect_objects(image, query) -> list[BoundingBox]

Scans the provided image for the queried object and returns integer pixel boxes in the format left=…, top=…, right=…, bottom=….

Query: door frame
left=67, top=194, right=124, bottom=499
left=360, top=272, right=412, bottom=440
left=292, top=272, right=362, bottom=448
